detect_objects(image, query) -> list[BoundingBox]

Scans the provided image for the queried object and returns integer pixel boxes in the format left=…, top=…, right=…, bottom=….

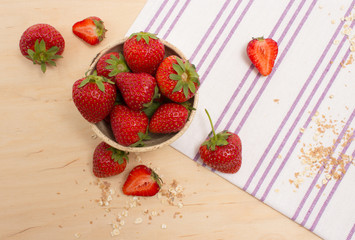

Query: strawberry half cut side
left=27, top=39, right=63, bottom=73
left=122, top=165, right=163, bottom=197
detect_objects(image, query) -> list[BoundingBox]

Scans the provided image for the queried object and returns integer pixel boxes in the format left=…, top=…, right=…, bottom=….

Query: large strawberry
left=123, top=32, right=165, bottom=75
left=247, top=37, right=278, bottom=76
left=72, top=16, right=107, bottom=45
left=19, top=23, right=65, bottom=73
left=114, top=72, right=158, bottom=112
left=110, top=105, right=150, bottom=147
left=72, top=71, right=116, bottom=123
left=93, top=142, right=128, bottom=178
left=199, top=109, right=242, bottom=173
left=96, top=52, right=130, bottom=79
left=149, top=103, right=190, bottom=134
left=156, top=55, right=200, bottom=103
left=122, top=165, right=162, bottom=197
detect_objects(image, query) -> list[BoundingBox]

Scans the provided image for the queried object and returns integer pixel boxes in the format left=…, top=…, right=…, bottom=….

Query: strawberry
left=123, top=32, right=165, bottom=75
left=93, top=142, right=128, bottom=178
left=96, top=52, right=130, bottom=79
left=72, top=16, right=106, bottom=45
left=110, top=105, right=150, bottom=147
left=122, top=165, right=162, bottom=197
left=149, top=103, right=190, bottom=134
left=156, top=55, right=200, bottom=103
left=114, top=72, right=158, bottom=111
left=72, top=71, right=116, bottom=123
left=19, top=23, right=65, bottom=73
left=199, top=109, right=242, bottom=173
left=247, top=37, right=278, bottom=76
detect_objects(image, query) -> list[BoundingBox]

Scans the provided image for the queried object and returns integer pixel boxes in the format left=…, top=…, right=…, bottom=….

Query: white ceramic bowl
left=89, top=38, right=198, bottom=152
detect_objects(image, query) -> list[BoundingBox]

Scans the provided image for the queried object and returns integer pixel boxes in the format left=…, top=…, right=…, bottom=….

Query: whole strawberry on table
left=19, top=23, right=65, bottom=73
left=199, top=109, right=242, bottom=174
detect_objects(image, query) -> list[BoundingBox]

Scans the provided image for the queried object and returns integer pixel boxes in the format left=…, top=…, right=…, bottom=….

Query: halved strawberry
left=247, top=37, right=278, bottom=76
left=122, top=165, right=162, bottom=197
left=72, top=16, right=107, bottom=45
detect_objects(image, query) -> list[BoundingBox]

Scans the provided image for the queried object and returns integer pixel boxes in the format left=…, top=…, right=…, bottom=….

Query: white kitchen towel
left=126, top=0, right=355, bottom=239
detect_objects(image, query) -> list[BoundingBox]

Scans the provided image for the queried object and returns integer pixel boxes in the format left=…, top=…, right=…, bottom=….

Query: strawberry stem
left=205, top=109, right=216, bottom=139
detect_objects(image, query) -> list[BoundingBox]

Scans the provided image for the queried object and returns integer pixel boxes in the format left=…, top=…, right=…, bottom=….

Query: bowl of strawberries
left=72, top=32, right=199, bottom=152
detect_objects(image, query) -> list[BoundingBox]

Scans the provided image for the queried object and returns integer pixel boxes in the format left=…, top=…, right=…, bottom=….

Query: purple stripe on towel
left=195, top=0, right=243, bottom=72
left=144, top=0, right=169, bottom=32
left=155, top=0, right=179, bottom=35
left=163, top=0, right=191, bottom=39
left=199, top=0, right=254, bottom=85
left=311, top=147, right=355, bottom=232
left=259, top=37, right=354, bottom=201
left=243, top=0, right=355, bottom=192
left=214, top=0, right=295, bottom=131
left=293, top=109, right=355, bottom=221
left=190, top=0, right=232, bottom=62
left=346, top=224, right=355, bottom=240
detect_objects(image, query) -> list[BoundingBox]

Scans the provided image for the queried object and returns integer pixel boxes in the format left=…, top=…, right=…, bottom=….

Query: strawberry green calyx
left=108, top=146, right=129, bottom=164
left=27, top=39, right=63, bottom=73
left=130, top=128, right=151, bottom=147
left=78, top=70, right=115, bottom=92
left=150, top=169, right=163, bottom=188
left=92, top=19, right=107, bottom=42
left=253, top=36, right=265, bottom=41
left=142, top=86, right=161, bottom=118
left=170, top=57, right=200, bottom=99
left=129, top=31, right=159, bottom=44
left=105, top=53, right=130, bottom=77
left=202, top=109, right=231, bottom=151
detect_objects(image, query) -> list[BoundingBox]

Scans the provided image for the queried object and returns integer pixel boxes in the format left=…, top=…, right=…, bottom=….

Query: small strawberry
left=114, top=72, right=158, bottom=111
left=199, top=109, right=242, bottom=174
left=72, top=71, right=116, bottom=123
left=93, top=142, right=128, bottom=178
left=156, top=55, right=200, bottom=103
left=149, top=103, right=190, bottom=134
left=122, top=165, right=162, bottom=197
left=72, top=16, right=107, bottom=45
left=247, top=37, right=278, bottom=76
left=123, top=32, right=165, bottom=75
left=96, top=52, right=130, bottom=79
left=19, top=23, right=65, bottom=73
left=110, top=105, right=150, bottom=147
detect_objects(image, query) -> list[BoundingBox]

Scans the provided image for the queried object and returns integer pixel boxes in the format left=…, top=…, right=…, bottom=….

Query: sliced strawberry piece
left=122, top=165, right=162, bottom=197
left=247, top=37, right=278, bottom=76
left=72, top=16, right=106, bottom=45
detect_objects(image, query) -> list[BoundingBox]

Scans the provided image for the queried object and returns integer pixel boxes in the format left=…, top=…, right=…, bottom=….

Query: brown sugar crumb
left=289, top=112, right=354, bottom=189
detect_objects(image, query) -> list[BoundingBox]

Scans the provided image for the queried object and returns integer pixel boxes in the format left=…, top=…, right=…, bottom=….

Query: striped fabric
left=126, top=1, right=355, bottom=239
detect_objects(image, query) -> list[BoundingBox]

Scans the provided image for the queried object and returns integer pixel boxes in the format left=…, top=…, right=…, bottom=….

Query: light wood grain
left=0, top=1, right=321, bottom=239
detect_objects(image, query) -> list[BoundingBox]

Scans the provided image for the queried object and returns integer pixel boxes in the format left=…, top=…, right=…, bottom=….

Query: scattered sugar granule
left=134, top=217, right=143, bottom=224
left=161, top=224, right=167, bottom=229
left=111, top=228, right=120, bottom=236
left=74, top=233, right=81, bottom=238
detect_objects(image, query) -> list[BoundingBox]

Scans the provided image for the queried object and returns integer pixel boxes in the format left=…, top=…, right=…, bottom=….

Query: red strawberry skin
left=72, top=77, right=116, bottom=123
left=72, top=16, right=106, bottom=45
left=123, top=32, right=165, bottom=75
left=155, top=55, right=199, bottom=103
left=122, top=165, right=162, bottom=197
left=110, top=105, right=149, bottom=146
left=199, top=132, right=242, bottom=173
left=247, top=37, right=278, bottom=76
left=115, top=72, right=157, bottom=111
left=19, top=23, right=65, bottom=57
left=93, top=142, right=128, bottom=178
left=149, top=103, right=189, bottom=133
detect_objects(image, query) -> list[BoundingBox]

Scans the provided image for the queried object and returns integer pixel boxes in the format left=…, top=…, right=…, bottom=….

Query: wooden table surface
left=0, top=1, right=321, bottom=239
